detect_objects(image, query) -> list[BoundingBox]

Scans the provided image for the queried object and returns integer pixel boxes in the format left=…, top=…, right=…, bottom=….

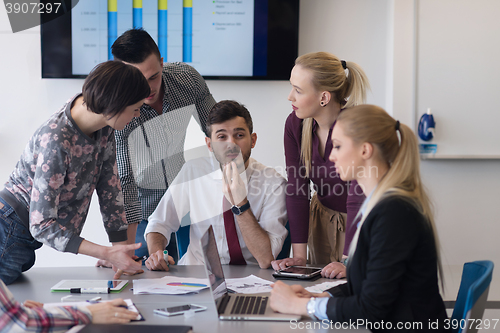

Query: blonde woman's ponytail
left=343, top=61, right=370, bottom=108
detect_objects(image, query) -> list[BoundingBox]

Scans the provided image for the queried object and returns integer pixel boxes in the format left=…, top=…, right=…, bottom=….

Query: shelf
left=420, top=154, right=500, bottom=160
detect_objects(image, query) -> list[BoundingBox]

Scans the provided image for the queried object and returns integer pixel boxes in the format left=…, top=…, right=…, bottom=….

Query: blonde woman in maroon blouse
left=272, top=52, right=370, bottom=279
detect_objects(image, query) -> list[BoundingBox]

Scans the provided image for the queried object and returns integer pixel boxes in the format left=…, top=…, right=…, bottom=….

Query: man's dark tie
left=223, top=197, right=246, bottom=265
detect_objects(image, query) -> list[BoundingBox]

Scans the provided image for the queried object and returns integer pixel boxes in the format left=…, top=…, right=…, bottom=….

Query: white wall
left=389, top=0, right=500, bottom=269
left=0, top=0, right=497, bottom=268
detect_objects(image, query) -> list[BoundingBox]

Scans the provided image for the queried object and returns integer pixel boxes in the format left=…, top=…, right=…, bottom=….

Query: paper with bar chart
left=71, top=0, right=254, bottom=76
left=133, top=276, right=209, bottom=295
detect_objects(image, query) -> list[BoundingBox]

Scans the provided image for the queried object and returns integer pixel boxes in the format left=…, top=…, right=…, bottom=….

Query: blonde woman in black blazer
left=270, top=105, right=449, bottom=332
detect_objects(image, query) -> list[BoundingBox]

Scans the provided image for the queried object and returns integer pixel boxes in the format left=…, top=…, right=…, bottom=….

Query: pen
left=163, top=250, right=170, bottom=266
left=86, top=297, right=102, bottom=303
left=134, top=255, right=147, bottom=262
left=70, top=288, right=110, bottom=294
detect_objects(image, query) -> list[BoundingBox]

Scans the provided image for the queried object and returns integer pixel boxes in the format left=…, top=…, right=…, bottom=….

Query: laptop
left=199, top=225, right=301, bottom=321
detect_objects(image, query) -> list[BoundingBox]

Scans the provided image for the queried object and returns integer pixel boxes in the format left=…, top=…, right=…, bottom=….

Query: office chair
left=175, top=218, right=292, bottom=261
left=175, top=214, right=192, bottom=261
left=276, top=221, right=292, bottom=260
left=451, top=260, right=494, bottom=333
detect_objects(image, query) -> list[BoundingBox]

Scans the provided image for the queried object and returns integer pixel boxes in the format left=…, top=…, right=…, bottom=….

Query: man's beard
left=215, top=149, right=249, bottom=172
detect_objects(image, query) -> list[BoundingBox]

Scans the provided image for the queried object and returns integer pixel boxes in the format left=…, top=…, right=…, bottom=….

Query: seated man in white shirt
left=144, top=100, right=287, bottom=269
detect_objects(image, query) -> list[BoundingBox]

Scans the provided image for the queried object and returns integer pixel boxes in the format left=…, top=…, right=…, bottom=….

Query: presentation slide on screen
left=72, top=0, right=254, bottom=76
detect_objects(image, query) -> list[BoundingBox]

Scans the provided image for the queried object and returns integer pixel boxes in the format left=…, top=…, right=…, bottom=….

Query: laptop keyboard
left=223, top=295, right=268, bottom=315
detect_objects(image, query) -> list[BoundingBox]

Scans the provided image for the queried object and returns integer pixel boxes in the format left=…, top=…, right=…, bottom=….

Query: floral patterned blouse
left=0, top=279, right=92, bottom=332
left=2, top=94, right=128, bottom=253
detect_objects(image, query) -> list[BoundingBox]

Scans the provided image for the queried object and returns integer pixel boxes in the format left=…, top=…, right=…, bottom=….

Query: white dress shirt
left=145, top=155, right=288, bottom=265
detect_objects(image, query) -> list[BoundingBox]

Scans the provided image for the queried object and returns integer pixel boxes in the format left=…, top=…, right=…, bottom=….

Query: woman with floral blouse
left=0, top=61, right=150, bottom=285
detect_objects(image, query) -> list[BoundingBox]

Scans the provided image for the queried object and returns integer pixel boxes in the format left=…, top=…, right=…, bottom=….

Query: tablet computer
left=51, top=280, right=128, bottom=293
left=272, top=266, right=323, bottom=280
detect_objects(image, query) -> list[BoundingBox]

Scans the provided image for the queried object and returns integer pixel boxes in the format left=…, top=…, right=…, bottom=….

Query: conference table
left=8, top=265, right=364, bottom=332
left=8, top=264, right=500, bottom=332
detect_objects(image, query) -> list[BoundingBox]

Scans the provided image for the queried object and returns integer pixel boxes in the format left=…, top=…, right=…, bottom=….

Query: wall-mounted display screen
left=41, top=0, right=299, bottom=80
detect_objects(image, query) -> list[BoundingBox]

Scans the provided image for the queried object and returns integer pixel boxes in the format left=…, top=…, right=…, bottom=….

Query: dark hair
left=111, top=28, right=161, bottom=64
left=206, top=100, right=253, bottom=137
left=82, top=61, right=150, bottom=118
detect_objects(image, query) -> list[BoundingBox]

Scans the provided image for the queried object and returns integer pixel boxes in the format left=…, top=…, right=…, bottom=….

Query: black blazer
left=326, top=197, right=449, bottom=332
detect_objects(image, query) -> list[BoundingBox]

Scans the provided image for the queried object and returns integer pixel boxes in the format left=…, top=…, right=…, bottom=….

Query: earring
left=320, top=102, right=325, bottom=107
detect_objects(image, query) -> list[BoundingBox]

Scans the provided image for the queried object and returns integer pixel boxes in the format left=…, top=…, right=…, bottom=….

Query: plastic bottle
left=418, top=108, right=435, bottom=142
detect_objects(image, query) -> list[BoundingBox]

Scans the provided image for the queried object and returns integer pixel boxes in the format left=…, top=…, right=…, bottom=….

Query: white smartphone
left=154, top=304, right=207, bottom=316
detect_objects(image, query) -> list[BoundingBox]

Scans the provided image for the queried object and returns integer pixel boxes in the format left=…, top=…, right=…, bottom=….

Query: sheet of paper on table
left=305, top=280, right=348, bottom=293
left=225, top=274, right=274, bottom=294
left=133, top=276, right=209, bottom=295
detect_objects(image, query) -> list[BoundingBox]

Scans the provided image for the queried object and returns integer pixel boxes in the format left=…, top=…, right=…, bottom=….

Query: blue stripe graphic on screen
left=108, top=0, right=117, bottom=60
left=158, top=10, right=167, bottom=59
left=133, top=8, right=143, bottom=28
left=183, top=3, right=192, bottom=62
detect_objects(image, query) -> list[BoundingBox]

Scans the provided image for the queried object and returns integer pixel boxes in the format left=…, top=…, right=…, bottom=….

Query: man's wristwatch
left=231, top=201, right=251, bottom=215
left=306, top=297, right=318, bottom=320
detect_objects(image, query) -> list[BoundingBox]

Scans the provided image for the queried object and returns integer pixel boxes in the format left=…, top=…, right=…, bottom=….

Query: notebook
left=44, top=299, right=143, bottom=321
left=199, top=225, right=301, bottom=321
left=50, top=280, right=128, bottom=293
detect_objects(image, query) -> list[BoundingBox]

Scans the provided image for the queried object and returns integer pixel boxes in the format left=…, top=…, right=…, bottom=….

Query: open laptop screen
left=200, top=226, right=227, bottom=302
